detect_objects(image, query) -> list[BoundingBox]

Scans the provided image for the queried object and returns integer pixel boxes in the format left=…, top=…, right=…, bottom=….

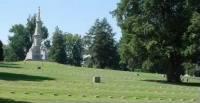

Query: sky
left=0, top=0, right=121, bottom=44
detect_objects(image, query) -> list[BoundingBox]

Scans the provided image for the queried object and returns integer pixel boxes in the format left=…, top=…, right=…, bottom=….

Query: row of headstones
left=35, top=65, right=193, bottom=82
left=92, top=77, right=194, bottom=92
left=92, top=74, right=149, bottom=83
left=9, top=91, right=196, bottom=102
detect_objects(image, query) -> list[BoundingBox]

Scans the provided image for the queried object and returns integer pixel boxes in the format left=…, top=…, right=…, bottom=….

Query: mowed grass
left=0, top=61, right=199, bottom=103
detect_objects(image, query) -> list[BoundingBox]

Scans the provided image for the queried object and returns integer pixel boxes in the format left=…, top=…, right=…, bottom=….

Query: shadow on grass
left=0, top=63, right=22, bottom=69
left=0, top=65, right=22, bottom=69
left=0, top=62, right=19, bottom=65
left=0, top=72, right=55, bottom=81
left=0, top=98, right=31, bottom=103
left=142, top=80, right=200, bottom=87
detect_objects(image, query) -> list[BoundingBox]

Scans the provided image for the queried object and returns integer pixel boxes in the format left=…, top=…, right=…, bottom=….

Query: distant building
left=25, top=7, right=47, bottom=60
left=82, top=54, right=92, bottom=67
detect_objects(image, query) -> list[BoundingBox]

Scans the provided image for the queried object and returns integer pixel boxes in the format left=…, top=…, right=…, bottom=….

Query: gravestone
left=93, top=76, right=101, bottom=83
left=37, top=66, right=41, bottom=69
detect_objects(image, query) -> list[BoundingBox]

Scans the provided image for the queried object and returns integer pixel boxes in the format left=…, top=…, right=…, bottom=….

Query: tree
left=0, top=40, right=4, bottom=61
left=85, top=18, right=119, bottom=69
left=182, top=11, right=200, bottom=75
left=113, top=0, right=200, bottom=83
left=8, top=24, right=29, bottom=60
left=42, top=40, right=51, bottom=50
left=64, top=33, right=83, bottom=66
left=3, top=45, right=18, bottom=61
left=49, top=27, right=67, bottom=64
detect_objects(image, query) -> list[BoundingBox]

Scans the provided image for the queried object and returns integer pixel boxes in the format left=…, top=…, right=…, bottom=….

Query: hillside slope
left=0, top=61, right=199, bottom=103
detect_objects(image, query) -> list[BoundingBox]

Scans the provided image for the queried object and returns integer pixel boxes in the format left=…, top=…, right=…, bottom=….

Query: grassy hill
left=0, top=61, right=199, bottom=103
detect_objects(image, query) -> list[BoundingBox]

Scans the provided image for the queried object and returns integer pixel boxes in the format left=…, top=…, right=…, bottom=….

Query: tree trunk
left=166, top=63, right=181, bottom=83
left=166, top=54, right=183, bottom=83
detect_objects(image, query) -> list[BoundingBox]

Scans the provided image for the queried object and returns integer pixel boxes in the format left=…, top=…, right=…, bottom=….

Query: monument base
left=25, top=45, right=42, bottom=60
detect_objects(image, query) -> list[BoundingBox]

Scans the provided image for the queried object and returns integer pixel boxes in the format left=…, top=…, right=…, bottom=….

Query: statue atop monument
left=25, top=7, right=47, bottom=60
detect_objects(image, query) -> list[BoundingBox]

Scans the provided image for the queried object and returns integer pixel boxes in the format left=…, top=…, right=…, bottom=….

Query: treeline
left=48, top=27, right=83, bottom=66
left=48, top=18, right=120, bottom=69
left=1, top=15, right=121, bottom=70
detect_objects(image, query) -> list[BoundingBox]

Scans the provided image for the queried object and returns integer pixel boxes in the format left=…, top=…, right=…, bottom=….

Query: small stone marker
left=95, top=95, right=100, bottom=98
left=10, top=91, right=15, bottom=94
left=93, top=76, right=101, bottom=83
left=37, top=66, right=41, bottom=69
left=108, top=96, right=113, bottom=99
left=54, top=93, right=58, bottom=96
left=25, top=92, right=29, bottom=95
left=137, top=73, right=140, bottom=76
left=81, top=95, right=86, bottom=97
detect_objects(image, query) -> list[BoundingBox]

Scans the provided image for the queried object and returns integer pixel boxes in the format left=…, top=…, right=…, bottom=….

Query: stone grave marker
left=93, top=76, right=101, bottom=83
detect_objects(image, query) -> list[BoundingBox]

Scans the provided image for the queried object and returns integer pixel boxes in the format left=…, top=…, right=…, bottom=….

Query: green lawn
left=0, top=61, right=199, bottom=103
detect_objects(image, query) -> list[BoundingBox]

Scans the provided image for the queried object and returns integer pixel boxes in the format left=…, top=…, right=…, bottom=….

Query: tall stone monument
left=25, top=7, right=46, bottom=60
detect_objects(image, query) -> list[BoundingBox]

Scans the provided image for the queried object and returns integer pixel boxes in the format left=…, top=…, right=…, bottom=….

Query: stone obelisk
left=25, top=7, right=43, bottom=60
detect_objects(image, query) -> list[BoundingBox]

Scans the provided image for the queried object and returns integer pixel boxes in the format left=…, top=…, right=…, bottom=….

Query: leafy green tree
left=8, top=24, right=29, bottom=60
left=64, top=33, right=83, bottom=66
left=3, top=45, right=18, bottom=61
left=0, top=40, right=4, bottom=61
left=113, top=0, right=200, bottom=82
left=49, top=27, right=67, bottom=64
left=182, top=11, right=200, bottom=75
left=42, top=40, right=51, bottom=50
left=85, top=18, right=119, bottom=69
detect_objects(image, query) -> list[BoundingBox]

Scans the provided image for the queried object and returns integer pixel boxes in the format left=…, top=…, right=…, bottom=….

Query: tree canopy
left=48, top=27, right=67, bottom=64
left=84, top=18, right=119, bottom=69
left=64, top=33, right=83, bottom=66
left=8, top=24, right=29, bottom=60
left=113, top=0, right=200, bottom=82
